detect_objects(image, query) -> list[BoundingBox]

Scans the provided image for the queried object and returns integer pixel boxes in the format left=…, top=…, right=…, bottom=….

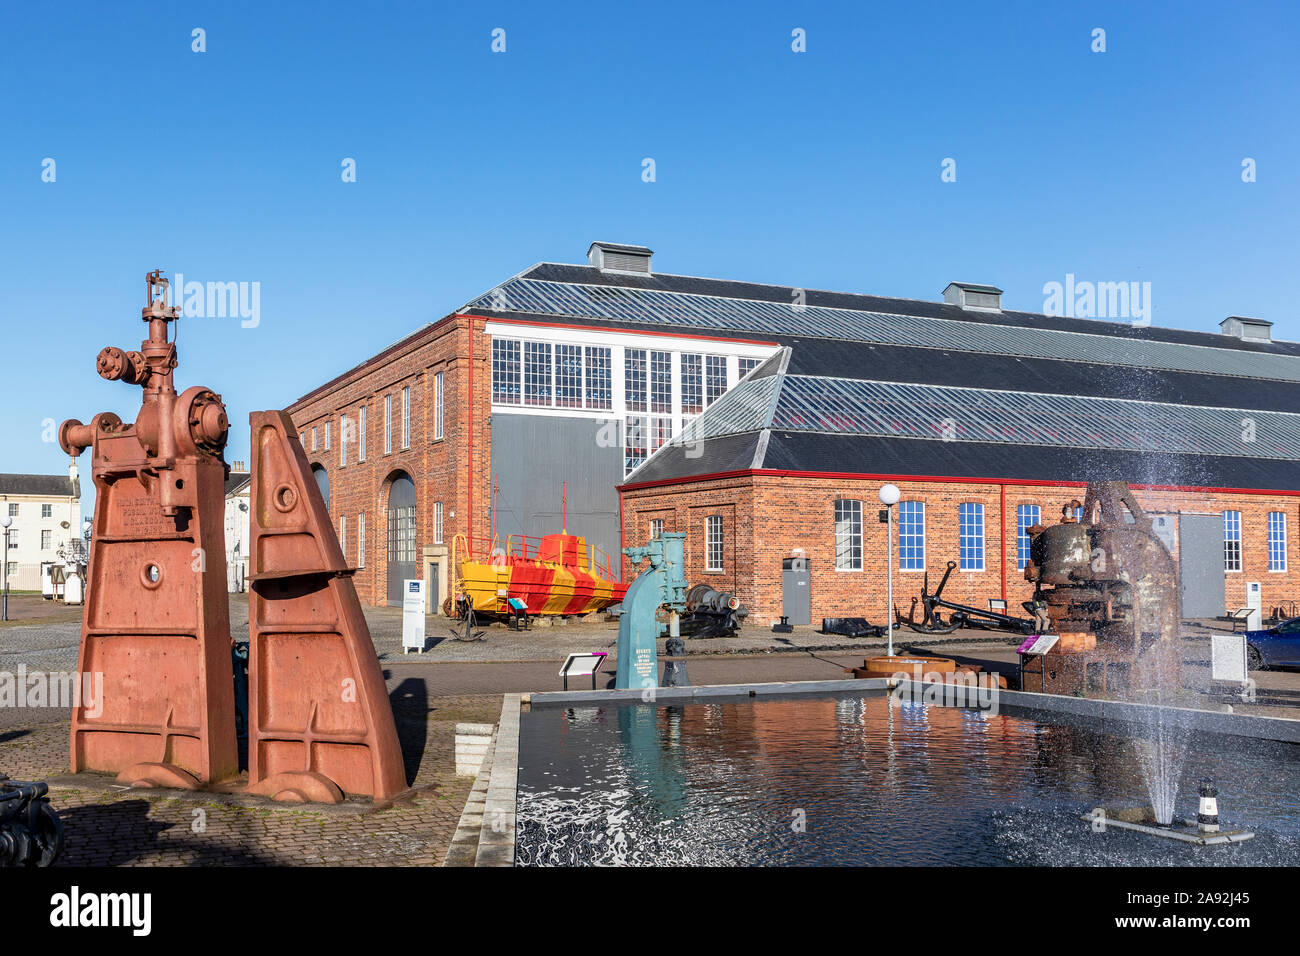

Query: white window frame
left=898, top=501, right=926, bottom=571
left=359, top=405, right=367, bottom=461
left=339, top=515, right=346, bottom=553
left=650, top=518, right=664, bottom=540
left=401, top=386, right=411, bottom=449
left=434, top=372, right=444, bottom=440
left=1016, top=504, right=1040, bottom=572
left=339, top=415, right=349, bottom=467
left=959, top=502, right=986, bottom=572
left=1268, top=511, right=1287, bottom=572
left=434, top=501, right=444, bottom=544
left=1223, top=510, right=1242, bottom=573
left=358, top=513, right=366, bottom=569
left=705, top=514, right=724, bottom=572
left=834, top=499, right=863, bottom=571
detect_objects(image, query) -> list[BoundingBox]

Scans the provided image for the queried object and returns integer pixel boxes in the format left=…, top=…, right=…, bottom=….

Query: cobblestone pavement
left=1, top=691, right=500, bottom=867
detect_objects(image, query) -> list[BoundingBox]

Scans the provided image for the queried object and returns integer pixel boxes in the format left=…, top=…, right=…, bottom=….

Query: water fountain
left=1025, top=482, right=1192, bottom=826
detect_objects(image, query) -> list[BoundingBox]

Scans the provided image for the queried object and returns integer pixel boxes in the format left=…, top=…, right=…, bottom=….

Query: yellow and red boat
left=449, top=531, right=627, bottom=619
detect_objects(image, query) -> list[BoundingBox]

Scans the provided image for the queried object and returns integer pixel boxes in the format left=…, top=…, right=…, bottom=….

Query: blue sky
left=2, top=0, right=1298, bottom=512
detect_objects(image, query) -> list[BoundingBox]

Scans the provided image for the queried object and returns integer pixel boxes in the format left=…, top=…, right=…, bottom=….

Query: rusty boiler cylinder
left=1034, top=522, right=1092, bottom=586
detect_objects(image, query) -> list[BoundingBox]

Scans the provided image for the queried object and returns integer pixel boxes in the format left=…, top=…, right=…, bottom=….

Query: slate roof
left=461, top=260, right=1300, bottom=493
left=0, top=473, right=79, bottom=498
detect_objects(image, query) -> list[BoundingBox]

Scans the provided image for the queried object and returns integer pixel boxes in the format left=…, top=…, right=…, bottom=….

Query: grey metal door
left=1179, top=513, right=1224, bottom=620
left=387, top=473, right=417, bottom=607
left=781, top=557, right=810, bottom=625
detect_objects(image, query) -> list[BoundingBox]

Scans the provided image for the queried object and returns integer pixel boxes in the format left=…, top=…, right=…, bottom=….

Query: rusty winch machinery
left=57, top=271, right=405, bottom=804
left=1023, top=481, right=1182, bottom=696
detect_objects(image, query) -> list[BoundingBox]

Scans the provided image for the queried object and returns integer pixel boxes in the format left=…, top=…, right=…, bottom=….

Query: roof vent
left=943, top=282, right=1003, bottom=312
left=588, top=242, right=653, bottom=276
left=1220, top=316, right=1272, bottom=343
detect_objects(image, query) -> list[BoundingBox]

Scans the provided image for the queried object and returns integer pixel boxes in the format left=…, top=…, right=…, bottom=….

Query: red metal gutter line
left=617, top=467, right=1300, bottom=498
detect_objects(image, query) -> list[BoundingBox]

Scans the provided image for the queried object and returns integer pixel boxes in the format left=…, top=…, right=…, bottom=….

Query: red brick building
left=289, top=242, right=1300, bottom=624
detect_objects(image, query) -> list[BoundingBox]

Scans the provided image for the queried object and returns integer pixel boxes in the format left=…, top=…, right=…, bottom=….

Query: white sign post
left=402, top=578, right=426, bottom=654
left=1245, top=581, right=1263, bottom=631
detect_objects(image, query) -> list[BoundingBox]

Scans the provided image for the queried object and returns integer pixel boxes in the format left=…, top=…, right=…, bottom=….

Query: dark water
left=516, top=693, right=1300, bottom=866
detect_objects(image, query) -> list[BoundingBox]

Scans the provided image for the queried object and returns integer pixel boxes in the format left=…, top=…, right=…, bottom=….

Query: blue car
left=1244, top=617, right=1300, bottom=671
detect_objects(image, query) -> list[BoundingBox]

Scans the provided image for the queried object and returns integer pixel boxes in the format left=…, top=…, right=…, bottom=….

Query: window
left=739, top=357, right=762, bottom=377
left=358, top=513, right=365, bottom=569
left=339, top=515, right=346, bottom=553
left=324, top=420, right=331, bottom=451
left=41, top=504, right=52, bottom=519
left=1223, top=511, right=1242, bottom=572
left=834, top=499, right=863, bottom=570
left=959, top=503, right=985, bottom=571
left=648, top=417, right=671, bottom=456
left=41, top=529, right=52, bottom=550
left=401, top=386, right=411, bottom=449
left=7, top=503, right=16, bottom=517
left=5, top=531, right=15, bottom=550
left=585, top=346, right=611, bottom=410
left=681, top=354, right=703, bottom=415
left=898, top=501, right=925, bottom=570
left=358, top=405, right=367, bottom=461
left=624, top=416, right=647, bottom=476
left=706, top=515, right=724, bottom=571
left=555, top=346, right=582, bottom=409
left=625, top=349, right=647, bottom=412
left=434, top=372, right=444, bottom=439
left=650, top=518, right=664, bottom=540
left=311, top=427, right=318, bottom=452
left=384, top=394, right=393, bottom=454
left=434, top=502, right=444, bottom=544
left=523, top=342, right=552, bottom=407
left=705, top=355, right=727, bottom=406
left=492, top=339, right=521, bottom=404
left=1268, top=511, right=1287, bottom=571
left=339, top=415, right=349, bottom=466
left=1016, top=505, right=1041, bottom=571
left=649, top=350, right=672, bottom=414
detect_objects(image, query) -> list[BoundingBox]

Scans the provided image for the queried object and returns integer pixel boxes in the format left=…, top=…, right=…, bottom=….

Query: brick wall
left=623, top=475, right=1300, bottom=625
left=287, top=314, right=491, bottom=607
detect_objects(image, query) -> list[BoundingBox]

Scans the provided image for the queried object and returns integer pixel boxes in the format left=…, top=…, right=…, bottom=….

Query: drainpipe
left=999, top=482, right=1007, bottom=603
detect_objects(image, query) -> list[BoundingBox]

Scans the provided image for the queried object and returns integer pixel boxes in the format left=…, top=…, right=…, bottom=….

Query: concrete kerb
left=475, top=693, right=520, bottom=867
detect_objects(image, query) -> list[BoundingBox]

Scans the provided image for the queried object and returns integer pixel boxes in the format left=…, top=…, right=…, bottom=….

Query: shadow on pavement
left=55, top=799, right=280, bottom=866
left=389, top=677, right=428, bottom=786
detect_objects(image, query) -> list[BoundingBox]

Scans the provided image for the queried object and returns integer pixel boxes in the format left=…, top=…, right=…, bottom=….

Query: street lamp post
left=878, top=484, right=901, bottom=657
left=1, top=514, right=11, bottom=622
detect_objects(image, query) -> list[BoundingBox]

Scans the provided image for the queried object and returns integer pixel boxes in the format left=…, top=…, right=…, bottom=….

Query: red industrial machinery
left=59, top=272, right=404, bottom=802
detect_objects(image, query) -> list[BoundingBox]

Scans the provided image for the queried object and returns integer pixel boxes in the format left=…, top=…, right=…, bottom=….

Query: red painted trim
left=466, top=313, right=781, bottom=348
left=467, top=316, right=474, bottom=558
left=999, top=483, right=1007, bottom=602
left=619, top=467, right=1300, bottom=498
left=617, top=487, right=626, bottom=583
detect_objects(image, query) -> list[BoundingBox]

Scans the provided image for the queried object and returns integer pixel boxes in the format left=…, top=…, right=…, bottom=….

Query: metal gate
left=387, top=473, right=417, bottom=607
left=1179, top=513, right=1224, bottom=620
left=781, top=557, right=810, bottom=626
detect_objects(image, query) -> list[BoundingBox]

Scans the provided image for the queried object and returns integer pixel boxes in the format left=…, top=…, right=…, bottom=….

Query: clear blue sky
left=2, top=0, right=1297, bottom=514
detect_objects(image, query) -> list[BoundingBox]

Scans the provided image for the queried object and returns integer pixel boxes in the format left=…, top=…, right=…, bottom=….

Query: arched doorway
left=386, top=471, right=417, bottom=607
left=312, top=464, right=330, bottom=512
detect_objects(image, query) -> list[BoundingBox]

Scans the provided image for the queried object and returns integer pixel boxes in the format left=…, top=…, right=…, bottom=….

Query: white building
left=224, top=462, right=251, bottom=592
left=1, top=466, right=83, bottom=591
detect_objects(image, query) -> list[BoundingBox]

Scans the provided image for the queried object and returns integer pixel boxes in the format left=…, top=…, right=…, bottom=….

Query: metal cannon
left=0, top=777, right=64, bottom=867
left=679, top=583, right=748, bottom=639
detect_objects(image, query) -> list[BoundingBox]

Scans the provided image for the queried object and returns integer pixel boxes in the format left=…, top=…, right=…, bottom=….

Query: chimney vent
left=1220, top=316, right=1272, bottom=343
left=943, top=282, right=1003, bottom=312
left=588, top=241, right=653, bottom=276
